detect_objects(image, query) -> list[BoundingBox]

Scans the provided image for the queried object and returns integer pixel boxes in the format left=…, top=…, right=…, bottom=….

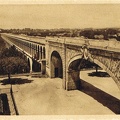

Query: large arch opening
left=68, top=56, right=119, bottom=90
left=68, top=58, right=83, bottom=90
left=51, top=51, right=63, bottom=78
left=68, top=57, right=120, bottom=114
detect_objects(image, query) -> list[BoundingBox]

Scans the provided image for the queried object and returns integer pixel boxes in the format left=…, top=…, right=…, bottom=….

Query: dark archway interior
left=27, top=58, right=30, bottom=72
left=68, top=58, right=103, bottom=90
left=69, top=59, right=81, bottom=71
left=51, top=51, right=63, bottom=78
left=32, top=60, right=41, bottom=72
left=68, top=58, right=103, bottom=86
left=69, top=58, right=100, bottom=71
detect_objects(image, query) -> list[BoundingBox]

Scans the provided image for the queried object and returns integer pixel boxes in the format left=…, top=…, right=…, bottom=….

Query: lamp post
left=8, top=71, right=12, bottom=93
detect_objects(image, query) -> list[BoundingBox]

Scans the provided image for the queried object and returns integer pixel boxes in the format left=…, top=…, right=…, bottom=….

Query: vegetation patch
left=0, top=45, right=29, bottom=75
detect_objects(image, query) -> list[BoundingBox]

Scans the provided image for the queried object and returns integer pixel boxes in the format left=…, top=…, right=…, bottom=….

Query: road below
left=5, top=70, right=120, bottom=115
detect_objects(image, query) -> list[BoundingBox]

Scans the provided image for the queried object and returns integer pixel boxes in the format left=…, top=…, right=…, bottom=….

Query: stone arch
left=91, top=57, right=120, bottom=89
left=43, top=47, right=46, bottom=59
left=27, top=58, right=30, bottom=72
left=38, top=45, right=40, bottom=60
left=36, top=44, right=37, bottom=53
left=67, top=53, right=120, bottom=90
left=34, top=44, right=37, bottom=59
left=37, top=45, right=39, bottom=60
left=40, top=46, right=42, bottom=59
left=68, top=54, right=83, bottom=69
left=33, top=44, right=35, bottom=57
left=67, top=58, right=82, bottom=90
left=27, top=57, right=33, bottom=73
left=31, top=44, right=34, bottom=59
left=30, top=43, right=32, bottom=55
left=50, top=51, right=63, bottom=78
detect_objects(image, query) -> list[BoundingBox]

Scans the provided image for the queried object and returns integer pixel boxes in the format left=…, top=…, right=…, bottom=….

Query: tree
left=0, top=57, right=29, bottom=75
left=0, top=46, right=29, bottom=75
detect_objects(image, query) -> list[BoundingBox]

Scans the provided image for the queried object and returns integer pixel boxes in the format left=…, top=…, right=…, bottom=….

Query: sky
left=0, top=4, right=120, bottom=29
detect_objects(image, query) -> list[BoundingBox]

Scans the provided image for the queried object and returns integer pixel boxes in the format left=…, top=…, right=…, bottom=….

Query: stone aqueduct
left=1, top=33, right=120, bottom=90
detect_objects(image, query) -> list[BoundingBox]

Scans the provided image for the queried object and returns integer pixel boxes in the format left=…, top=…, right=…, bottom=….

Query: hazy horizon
left=0, top=4, right=120, bottom=29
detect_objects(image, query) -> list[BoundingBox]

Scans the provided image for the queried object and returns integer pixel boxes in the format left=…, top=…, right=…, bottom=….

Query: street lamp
left=8, top=70, right=12, bottom=93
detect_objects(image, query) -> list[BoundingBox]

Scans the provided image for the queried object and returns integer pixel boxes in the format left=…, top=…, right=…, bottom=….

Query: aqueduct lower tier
left=1, top=33, right=120, bottom=90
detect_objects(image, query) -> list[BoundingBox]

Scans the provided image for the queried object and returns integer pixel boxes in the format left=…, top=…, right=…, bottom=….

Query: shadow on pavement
left=0, top=78, right=33, bottom=85
left=88, top=71, right=110, bottom=77
left=80, top=79, right=120, bottom=114
left=0, top=93, right=10, bottom=115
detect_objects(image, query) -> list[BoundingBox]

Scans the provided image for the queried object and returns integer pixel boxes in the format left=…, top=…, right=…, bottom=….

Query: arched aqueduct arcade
left=1, top=33, right=120, bottom=91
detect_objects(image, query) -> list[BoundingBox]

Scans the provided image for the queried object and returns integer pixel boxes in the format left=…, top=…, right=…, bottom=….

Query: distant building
left=94, top=35, right=104, bottom=39
left=108, top=34, right=117, bottom=39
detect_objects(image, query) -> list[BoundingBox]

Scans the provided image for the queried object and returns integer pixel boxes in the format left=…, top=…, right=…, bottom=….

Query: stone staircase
left=31, top=72, right=48, bottom=78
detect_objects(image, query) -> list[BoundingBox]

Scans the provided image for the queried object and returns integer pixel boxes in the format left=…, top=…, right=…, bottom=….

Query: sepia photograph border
left=0, top=0, right=120, bottom=120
